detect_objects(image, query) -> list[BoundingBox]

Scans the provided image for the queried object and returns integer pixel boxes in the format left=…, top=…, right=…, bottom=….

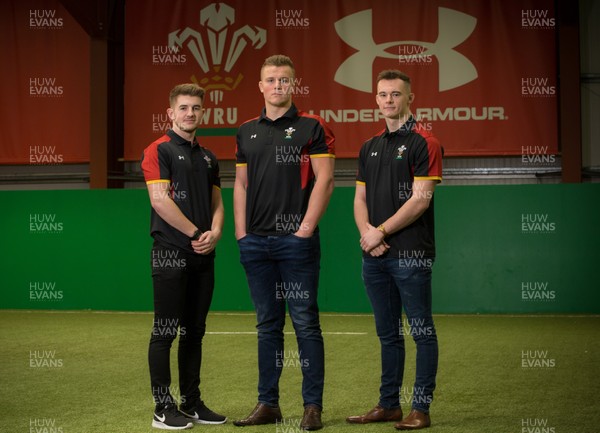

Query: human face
left=259, top=65, right=294, bottom=109
left=167, top=95, right=204, bottom=136
left=376, top=79, right=414, bottom=121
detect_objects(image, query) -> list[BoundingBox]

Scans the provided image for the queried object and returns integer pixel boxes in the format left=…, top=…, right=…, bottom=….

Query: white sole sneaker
left=151, top=419, right=193, bottom=430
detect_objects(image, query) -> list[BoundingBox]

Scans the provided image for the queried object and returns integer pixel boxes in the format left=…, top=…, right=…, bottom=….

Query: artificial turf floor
left=1, top=310, right=598, bottom=433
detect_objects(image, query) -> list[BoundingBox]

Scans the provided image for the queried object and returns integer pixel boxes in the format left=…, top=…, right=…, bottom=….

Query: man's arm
left=353, top=183, right=369, bottom=236
left=360, top=179, right=437, bottom=253
left=192, top=186, right=224, bottom=255
left=296, top=156, right=335, bottom=238
left=354, top=183, right=389, bottom=256
left=147, top=181, right=197, bottom=238
left=233, top=164, right=248, bottom=240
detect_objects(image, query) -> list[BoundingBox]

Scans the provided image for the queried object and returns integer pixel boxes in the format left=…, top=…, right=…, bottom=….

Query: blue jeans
left=362, top=257, right=438, bottom=413
left=238, top=233, right=324, bottom=408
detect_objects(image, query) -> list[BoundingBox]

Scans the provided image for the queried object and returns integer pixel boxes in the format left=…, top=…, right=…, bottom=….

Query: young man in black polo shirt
left=232, top=55, right=335, bottom=431
left=141, top=83, right=226, bottom=430
left=347, top=70, right=442, bottom=430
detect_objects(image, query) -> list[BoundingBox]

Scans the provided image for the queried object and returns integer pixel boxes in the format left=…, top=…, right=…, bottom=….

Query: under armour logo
left=334, top=7, right=477, bottom=92
left=371, top=152, right=378, bottom=156
left=250, top=134, right=257, bottom=139
left=178, top=155, right=185, bottom=160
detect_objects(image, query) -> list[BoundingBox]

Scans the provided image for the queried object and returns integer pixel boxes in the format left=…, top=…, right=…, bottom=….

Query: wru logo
left=167, top=2, right=266, bottom=104
left=334, top=7, right=477, bottom=92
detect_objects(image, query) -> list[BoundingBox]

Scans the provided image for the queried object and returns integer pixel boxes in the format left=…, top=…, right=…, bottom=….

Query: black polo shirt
left=141, top=129, right=220, bottom=253
left=357, top=117, right=442, bottom=258
left=236, top=104, right=335, bottom=236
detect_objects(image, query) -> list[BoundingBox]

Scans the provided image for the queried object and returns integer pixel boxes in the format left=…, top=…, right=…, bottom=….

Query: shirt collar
left=167, top=129, right=198, bottom=147
left=383, top=115, right=416, bottom=138
left=259, top=103, right=298, bottom=123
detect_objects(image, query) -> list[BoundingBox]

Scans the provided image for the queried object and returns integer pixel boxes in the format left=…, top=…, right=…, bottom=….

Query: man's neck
left=385, top=112, right=412, bottom=133
left=173, top=127, right=196, bottom=143
left=265, top=103, right=292, bottom=121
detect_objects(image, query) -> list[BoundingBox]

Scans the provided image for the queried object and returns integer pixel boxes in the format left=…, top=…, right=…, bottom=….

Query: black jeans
left=148, top=243, right=215, bottom=408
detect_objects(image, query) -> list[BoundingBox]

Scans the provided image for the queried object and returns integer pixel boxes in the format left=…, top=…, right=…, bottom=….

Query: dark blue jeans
left=238, top=233, right=324, bottom=408
left=362, top=257, right=438, bottom=413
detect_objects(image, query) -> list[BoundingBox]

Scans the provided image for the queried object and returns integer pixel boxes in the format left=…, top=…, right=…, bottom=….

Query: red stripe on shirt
left=141, top=135, right=170, bottom=182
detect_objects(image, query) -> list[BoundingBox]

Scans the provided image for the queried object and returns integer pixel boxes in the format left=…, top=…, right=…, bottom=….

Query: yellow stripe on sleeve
left=414, top=176, right=442, bottom=181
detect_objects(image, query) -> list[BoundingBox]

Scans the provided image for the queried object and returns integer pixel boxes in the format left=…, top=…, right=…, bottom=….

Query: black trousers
left=148, top=243, right=215, bottom=408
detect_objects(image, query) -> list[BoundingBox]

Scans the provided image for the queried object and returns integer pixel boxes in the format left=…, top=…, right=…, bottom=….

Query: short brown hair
left=169, top=83, right=205, bottom=106
left=261, top=54, right=295, bottom=78
left=376, top=70, right=411, bottom=87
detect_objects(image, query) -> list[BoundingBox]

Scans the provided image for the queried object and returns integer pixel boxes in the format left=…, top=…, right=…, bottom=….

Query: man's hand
left=360, top=223, right=386, bottom=253
left=191, top=230, right=221, bottom=255
left=293, top=225, right=313, bottom=238
left=369, top=241, right=390, bottom=257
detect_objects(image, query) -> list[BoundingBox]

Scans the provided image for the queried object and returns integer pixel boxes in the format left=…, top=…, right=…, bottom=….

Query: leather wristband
left=376, top=224, right=388, bottom=237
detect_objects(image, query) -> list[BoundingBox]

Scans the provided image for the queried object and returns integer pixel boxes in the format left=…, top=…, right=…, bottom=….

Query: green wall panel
left=1, top=184, right=598, bottom=313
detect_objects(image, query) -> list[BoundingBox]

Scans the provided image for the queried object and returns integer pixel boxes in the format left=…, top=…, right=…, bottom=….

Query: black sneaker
left=180, top=400, right=227, bottom=424
left=152, top=404, right=193, bottom=430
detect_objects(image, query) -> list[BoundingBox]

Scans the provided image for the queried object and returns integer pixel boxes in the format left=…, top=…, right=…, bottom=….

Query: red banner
left=0, top=0, right=90, bottom=164
left=123, top=0, right=557, bottom=160
left=0, top=0, right=557, bottom=164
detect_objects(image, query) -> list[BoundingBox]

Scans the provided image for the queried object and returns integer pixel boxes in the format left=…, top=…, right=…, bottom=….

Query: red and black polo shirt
left=141, top=129, right=221, bottom=253
left=236, top=104, right=335, bottom=236
left=357, top=116, right=442, bottom=258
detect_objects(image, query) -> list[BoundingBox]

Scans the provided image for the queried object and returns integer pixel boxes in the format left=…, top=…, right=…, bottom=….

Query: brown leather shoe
left=233, top=403, right=282, bottom=426
left=346, top=405, right=403, bottom=424
left=300, top=404, right=323, bottom=430
left=394, top=409, right=431, bottom=430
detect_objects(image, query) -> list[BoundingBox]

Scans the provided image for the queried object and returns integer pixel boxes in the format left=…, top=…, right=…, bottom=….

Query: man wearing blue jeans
left=347, top=70, right=442, bottom=430
left=233, top=54, right=335, bottom=431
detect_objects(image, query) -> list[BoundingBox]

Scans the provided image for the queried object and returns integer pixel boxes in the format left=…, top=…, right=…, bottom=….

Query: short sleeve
left=308, top=118, right=335, bottom=158
left=141, top=138, right=171, bottom=184
left=413, top=133, right=442, bottom=182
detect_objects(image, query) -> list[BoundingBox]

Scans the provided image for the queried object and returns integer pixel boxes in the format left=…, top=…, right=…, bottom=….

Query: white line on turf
left=206, top=331, right=367, bottom=335
left=3, top=310, right=600, bottom=318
